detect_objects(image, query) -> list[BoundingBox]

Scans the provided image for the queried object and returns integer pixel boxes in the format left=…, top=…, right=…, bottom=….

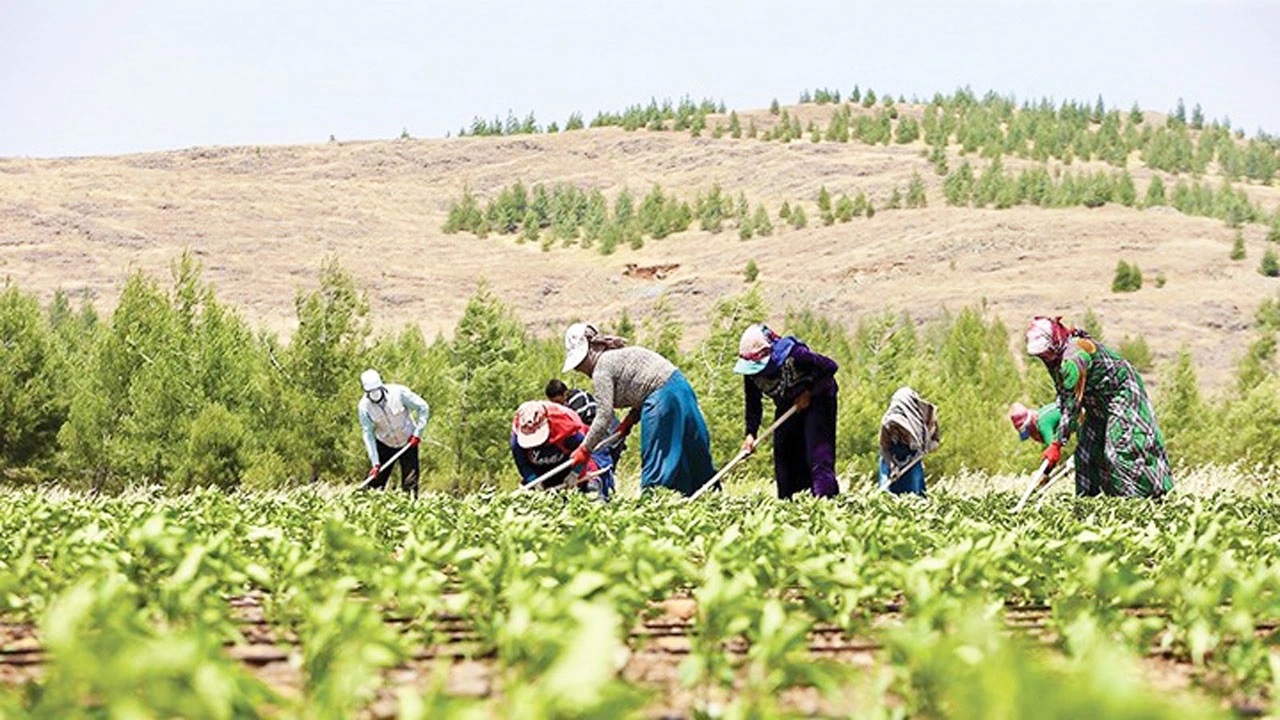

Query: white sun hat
left=513, top=401, right=551, bottom=448
left=562, top=322, right=596, bottom=373
left=360, top=368, right=384, bottom=391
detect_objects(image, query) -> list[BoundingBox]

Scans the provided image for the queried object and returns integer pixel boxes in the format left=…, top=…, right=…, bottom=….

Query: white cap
left=562, top=322, right=596, bottom=373
left=360, top=368, right=383, bottom=392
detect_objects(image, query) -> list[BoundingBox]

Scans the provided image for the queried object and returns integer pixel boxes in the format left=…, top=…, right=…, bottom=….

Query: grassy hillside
left=1, top=91, right=1278, bottom=391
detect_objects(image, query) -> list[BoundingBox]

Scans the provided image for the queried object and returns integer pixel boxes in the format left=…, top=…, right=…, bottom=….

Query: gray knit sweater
left=583, top=346, right=676, bottom=449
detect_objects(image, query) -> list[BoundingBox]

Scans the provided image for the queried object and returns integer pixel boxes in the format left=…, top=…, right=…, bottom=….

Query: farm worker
left=1025, top=316, right=1173, bottom=498
left=357, top=369, right=430, bottom=498
left=546, top=377, right=626, bottom=465
left=545, top=378, right=601, bottom=426
left=562, top=323, right=716, bottom=496
left=511, top=400, right=614, bottom=500
left=733, top=324, right=841, bottom=499
left=878, top=386, right=940, bottom=496
left=1007, top=402, right=1062, bottom=447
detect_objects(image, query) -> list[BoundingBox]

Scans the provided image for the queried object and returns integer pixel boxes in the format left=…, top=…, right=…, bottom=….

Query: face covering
left=366, top=388, right=386, bottom=403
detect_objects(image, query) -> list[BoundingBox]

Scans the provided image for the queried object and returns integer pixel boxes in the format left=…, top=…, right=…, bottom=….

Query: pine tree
left=744, top=259, right=759, bottom=282
left=520, top=209, right=540, bottom=244
left=835, top=194, right=855, bottom=222
left=1128, top=102, right=1144, bottom=125
left=769, top=98, right=780, bottom=115
left=790, top=205, right=808, bottom=229
left=887, top=187, right=903, bottom=209
left=728, top=111, right=741, bottom=138
left=906, top=171, right=928, bottom=208
left=1081, top=307, right=1105, bottom=341
left=1260, top=248, right=1280, bottom=277
left=615, top=307, right=635, bottom=341
left=943, top=161, right=976, bottom=205
left=1114, top=170, right=1137, bottom=207
left=816, top=186, right=833, bottom=225
left=928, top=144, right=949, bottom=175
left=614, top=187, right=635, bottom=228
left=752, top=204, right=773, bottom=236
left=1231, top=230, right=1246, bottom=261
left=1111, top=260, right=1142, bottom=292
left=698, top=184, right=725, bottom=233
left=580, top=189, right=608, bottom=249
left=1144, top=175, right=1167, bottom=207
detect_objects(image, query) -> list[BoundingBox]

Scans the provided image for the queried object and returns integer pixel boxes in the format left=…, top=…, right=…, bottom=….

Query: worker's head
left=1008, top=402, right=1037, bottom=441
left=1025, top=316, right=1070, bottom=360
left=545, top=378, right=569, bottom=404
left=513, top=401, right=551, bottom=448
left=734, top=324, right=777, bottom=375
left=361, top=368, right=385, bottom=403
left=562, top=322, right=598, bottom=373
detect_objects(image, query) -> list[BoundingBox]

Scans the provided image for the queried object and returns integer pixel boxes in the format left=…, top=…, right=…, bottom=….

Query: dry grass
left=2, top=104, right=1278, bottom=391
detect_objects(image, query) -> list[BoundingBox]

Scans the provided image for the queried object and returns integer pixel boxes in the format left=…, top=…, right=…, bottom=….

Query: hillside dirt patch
left=2, top=112, right=1277, bottom=391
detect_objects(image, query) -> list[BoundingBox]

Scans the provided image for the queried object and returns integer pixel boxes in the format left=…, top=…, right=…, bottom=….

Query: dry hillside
left=1, top=102, right=1278, bottom=391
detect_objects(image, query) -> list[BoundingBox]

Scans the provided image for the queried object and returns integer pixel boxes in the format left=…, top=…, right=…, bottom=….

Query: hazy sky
left=1, top=1, right=1276, bottom=157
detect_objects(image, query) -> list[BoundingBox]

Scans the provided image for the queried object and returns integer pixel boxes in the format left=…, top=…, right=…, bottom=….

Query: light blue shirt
left=357, top=383, right=430, bottom=465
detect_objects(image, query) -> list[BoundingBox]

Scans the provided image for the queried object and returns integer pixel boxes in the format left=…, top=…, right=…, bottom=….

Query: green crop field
left=1, top=480, right=1277, bottom=719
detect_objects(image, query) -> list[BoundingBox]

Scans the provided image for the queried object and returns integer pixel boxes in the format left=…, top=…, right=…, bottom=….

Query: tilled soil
left=3, top=593, right=1267, bottom=718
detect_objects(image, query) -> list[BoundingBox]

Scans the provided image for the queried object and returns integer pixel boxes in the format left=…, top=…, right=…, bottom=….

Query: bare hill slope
left=1, top=107, right=1277, bottom=390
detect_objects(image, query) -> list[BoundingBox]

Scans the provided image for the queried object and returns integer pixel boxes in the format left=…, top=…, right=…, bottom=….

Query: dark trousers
left=368, top=439, right=419, bottom=497
left=772, top=388, right=839, bottom=499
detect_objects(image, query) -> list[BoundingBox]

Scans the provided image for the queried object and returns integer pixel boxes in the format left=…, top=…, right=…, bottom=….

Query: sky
left=1, top=1, right=1277, bottom=158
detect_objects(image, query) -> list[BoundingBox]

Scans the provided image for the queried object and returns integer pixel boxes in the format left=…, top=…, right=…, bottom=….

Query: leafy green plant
left=1260, top=249, right=1280, bottom=277
left=1112, top=260, right=1143, bottom=292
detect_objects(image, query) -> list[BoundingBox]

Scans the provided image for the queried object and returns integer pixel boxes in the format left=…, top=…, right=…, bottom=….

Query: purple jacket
left=744, top=337, right=838, bottom=436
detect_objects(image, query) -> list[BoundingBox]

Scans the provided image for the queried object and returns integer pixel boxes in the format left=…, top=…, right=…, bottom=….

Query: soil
left=0, top=593, right=1264, bottom=718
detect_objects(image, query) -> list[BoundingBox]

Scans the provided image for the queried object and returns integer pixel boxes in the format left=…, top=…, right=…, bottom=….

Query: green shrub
left=1260, top=249, right=1280, bottom=277
left=1111, top=260, right=1143, bottom=292
left=752, top=204, right=773, bottom=236
left=744, top=259, right=759, bottom=282
left=1230, top=231, right=1246, bottom=260
left=181, top=403, right=249, bottom=490
left=1118, top=335, right=1154, bottom=372
left=1256, top=295, right=1280, bottom=331
left=906, top=172, right=928, bottom=208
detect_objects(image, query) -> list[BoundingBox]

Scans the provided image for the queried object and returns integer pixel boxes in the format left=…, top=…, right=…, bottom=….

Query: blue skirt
left=879, top=456, right=926, bottom=496
left=639, top=371, right=716, bottom=496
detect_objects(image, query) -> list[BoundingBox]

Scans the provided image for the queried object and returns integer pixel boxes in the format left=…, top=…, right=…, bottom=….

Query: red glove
left=1042, top=440, right=1062, bottom=467
left=367, top=464, right=381, bottom=479
left=408, top=435, right=420, bottom=447
left=570, top=445, right=591, bottom=468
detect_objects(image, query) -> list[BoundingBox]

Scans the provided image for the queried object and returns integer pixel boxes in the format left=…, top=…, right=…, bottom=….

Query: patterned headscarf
left=1025, top=316, right=1072, bottom=359
left=1007, top=402, right=1036, bottom=441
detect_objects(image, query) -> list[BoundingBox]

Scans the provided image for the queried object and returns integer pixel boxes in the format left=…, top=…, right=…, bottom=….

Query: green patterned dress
left=1047, top=335, right=1173, bottom=498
